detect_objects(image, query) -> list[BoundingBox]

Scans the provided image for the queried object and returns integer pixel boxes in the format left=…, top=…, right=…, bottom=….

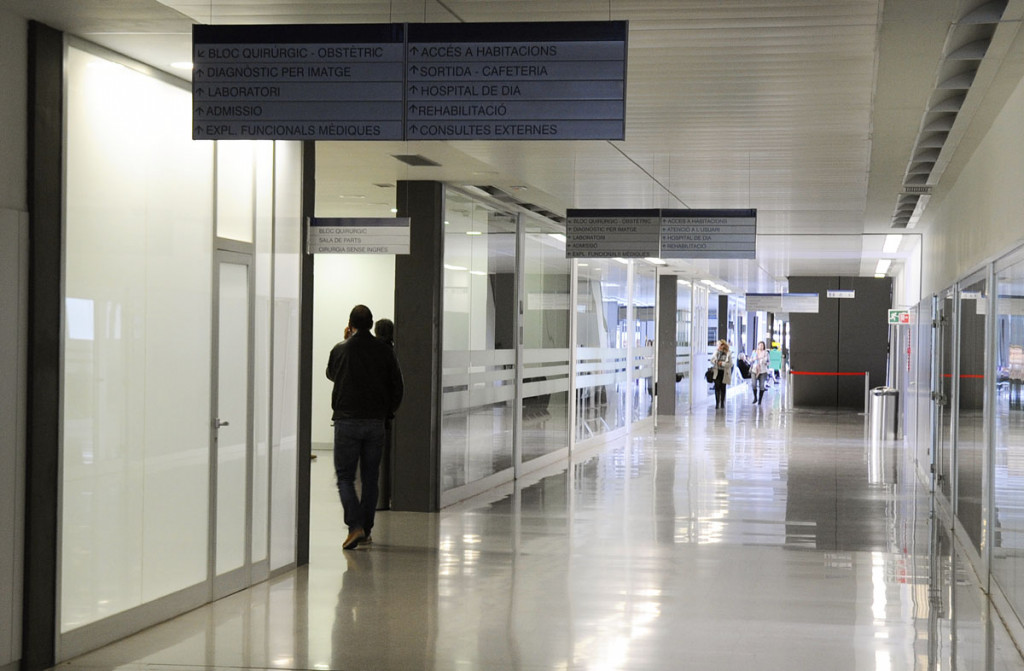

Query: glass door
left=936, top=288, right=956, bottom=503
left=212, top=250, right=254, bottom=598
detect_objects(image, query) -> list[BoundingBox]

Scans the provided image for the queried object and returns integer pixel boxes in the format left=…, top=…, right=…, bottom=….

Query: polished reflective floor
left=59, top=388, right=1024, bottom=670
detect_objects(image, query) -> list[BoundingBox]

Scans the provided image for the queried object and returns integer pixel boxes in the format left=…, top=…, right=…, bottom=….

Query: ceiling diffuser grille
left=890, top=0, right=1008, bottom=228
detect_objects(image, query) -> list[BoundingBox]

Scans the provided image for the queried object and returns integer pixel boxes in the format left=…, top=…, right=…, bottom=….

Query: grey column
left=296, top=141, right=314, bottom=565
left=657, top=276, right=678, bottom=415
left=718, top=294, right=729, bottom=345
left=392, top=182, right=443, bottom=512
left=23, top=20, right=63, bottom=671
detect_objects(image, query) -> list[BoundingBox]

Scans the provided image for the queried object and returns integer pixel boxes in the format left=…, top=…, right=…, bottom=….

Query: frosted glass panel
left=252, top=143, right=274, bottom=565
left=62, top=46, right=213, bottom=631
left=521, top=230, right=570, bottom=463
left=441, top=191, right=516, bottom=492
left=217, top=143, right=255, bottom=242
left=217, top=261, right=250, bottom=575
left=271, top=141, right=302, bottom=570
left=633, top=263, right=656, bottom=421
left=575, top=259, right=629, bottom=441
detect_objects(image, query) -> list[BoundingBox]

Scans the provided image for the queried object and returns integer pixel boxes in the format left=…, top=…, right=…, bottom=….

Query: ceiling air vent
left=960, top=0, right=1009, bottom=25
left=901, top=185, right=933, bottom=195
left=391, top=154, right=441, bottom=167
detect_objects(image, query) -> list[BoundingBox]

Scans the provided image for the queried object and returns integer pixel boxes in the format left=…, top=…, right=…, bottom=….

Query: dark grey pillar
left=296, top=141, right=314, bottom=566
left=657, top=276, right=678, bottom=415
left=23, top=20, right=63, bottom=671
left=718, top=294, right=729, bottom=346
left=392, top=182, right=443, bottom=512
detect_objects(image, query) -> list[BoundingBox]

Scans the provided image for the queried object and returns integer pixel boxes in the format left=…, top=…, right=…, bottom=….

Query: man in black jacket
left=326, top=304, right=404, bottom=550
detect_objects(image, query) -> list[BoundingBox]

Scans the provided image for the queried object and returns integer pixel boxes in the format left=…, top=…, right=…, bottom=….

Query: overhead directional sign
left=307, top=217, right=411, bottom=254
left=193, top=21, right=627, bottom=141
left=405, top=22, right=627, bottom=140
left=565, top=209, right=660, bottom=258
left=745, top=294, right=784, bottom=312
left=566, top=208, right=756, bottom=259
left=193, top=24, right=406, bottom=140
left=660, top=209, right=756, bottom=259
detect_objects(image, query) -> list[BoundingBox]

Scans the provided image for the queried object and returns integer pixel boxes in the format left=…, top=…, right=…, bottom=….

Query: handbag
left=705, top=367, right=715, bottom=383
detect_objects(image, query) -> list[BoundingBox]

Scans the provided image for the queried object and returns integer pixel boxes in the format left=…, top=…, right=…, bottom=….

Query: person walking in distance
left=710, top=339, right=733, bottom=409
left=751, top=340, right=769, bottom=405
left=326, top=305, right=404, bottom=550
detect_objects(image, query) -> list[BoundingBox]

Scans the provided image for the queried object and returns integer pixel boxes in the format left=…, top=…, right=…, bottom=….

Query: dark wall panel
left=837, top=277, right=891, bottom=407
left=789, top=277, right=840, bottom=406
left=789, top=276, right=892, bottom=409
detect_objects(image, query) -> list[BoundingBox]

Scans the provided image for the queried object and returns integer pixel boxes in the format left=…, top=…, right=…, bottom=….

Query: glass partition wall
left=575, top=259, right=630, bottom=442
left=439, top=188, right=659, bottom=503
left=632, top=263, right=656, bottom=422
left=993, top=252, right=1024, bottom=625
left=675, top=281, right=693, bottom=409
left=60, top=42, right=301, bottom=655
left=521, top=223, right=571, bottom=465
left=440, top=193, right=517, bottom=493
left=957, top=274, right=989, bottom=554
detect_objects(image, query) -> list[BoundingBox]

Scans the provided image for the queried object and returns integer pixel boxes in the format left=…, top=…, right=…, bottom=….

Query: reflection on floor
left=60, top=395, right=1024, bottom=670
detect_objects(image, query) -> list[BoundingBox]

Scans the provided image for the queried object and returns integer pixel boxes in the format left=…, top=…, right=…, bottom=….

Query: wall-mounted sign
left=888, top=309, right=910, bottom=324
left=193, top=21, right=627, bottom=141
left=566, top=208, right=756, bottom=259
left=307, top=217, right=410, bottom=254
left=660, top=209, right=756, bottom=260
left=827, top=289, right=856, bottom=299
left=565, top=209, right=660, bottom=258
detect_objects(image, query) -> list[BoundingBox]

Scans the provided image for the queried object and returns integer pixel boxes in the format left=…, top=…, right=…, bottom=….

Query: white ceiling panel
left=4, top=0, right=1018, bottom=294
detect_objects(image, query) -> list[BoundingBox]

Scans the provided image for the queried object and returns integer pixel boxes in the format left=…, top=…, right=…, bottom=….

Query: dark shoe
left=362, top=535, right=372, bottom=545
left=343, top=528, right=365, bottom=550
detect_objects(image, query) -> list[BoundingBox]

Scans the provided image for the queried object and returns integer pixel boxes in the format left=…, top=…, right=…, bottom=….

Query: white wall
left=0, top=9, right=27, bottom=671
left=920, top=73, right=1024, bottom=296
left=311, top=255, right=396, bottom=449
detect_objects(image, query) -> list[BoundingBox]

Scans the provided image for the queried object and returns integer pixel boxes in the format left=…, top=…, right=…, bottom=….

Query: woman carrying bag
left=750, top=341, right=770, bottom=405
left=710, top=339, right=733, bottom=409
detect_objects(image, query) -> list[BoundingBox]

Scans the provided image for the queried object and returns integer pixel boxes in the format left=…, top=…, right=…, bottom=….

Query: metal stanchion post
left=864, top=371, right=870, bottom=414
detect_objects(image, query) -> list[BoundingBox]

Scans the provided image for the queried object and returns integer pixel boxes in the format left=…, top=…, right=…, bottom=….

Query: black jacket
left=326, top=330, right=404, bottom=420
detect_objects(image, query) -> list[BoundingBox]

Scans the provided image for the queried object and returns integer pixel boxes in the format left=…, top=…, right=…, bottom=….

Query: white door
left=213, top=251, right=254, bottom=598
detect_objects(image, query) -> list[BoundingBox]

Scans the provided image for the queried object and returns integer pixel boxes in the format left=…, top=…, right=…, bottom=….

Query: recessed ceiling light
left=875, top=259, right=892, bottom=275
left=882, top=235, right=902, bottom=253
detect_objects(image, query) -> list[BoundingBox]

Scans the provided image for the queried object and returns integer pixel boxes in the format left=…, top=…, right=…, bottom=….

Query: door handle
left=214, top=418, right=230, bottom=429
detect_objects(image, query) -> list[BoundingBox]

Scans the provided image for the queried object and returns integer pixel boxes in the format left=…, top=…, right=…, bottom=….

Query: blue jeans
left=333, top=418, right=385, bottom=535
